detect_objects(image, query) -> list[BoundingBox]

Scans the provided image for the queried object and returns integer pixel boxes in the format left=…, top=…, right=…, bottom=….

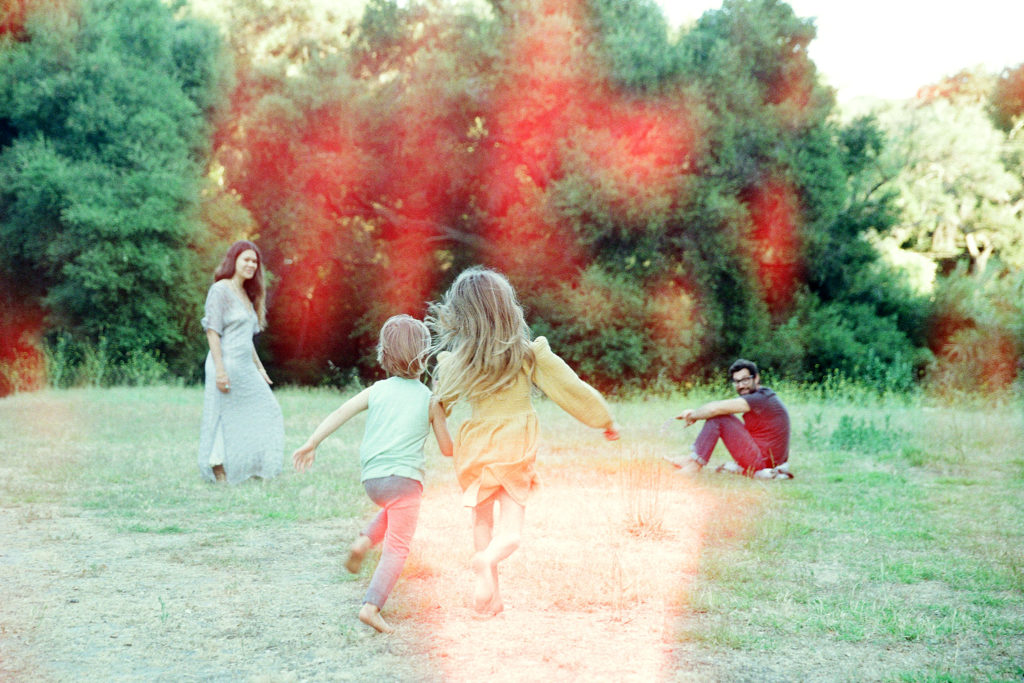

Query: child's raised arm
left=530, top=337, right=618, bottom=439
left=430, top=397, right=454, bottom=457
left=292, top=387, right=371, bottom=472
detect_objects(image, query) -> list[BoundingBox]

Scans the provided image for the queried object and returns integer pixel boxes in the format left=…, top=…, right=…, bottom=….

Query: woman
left=197, top=240, right=284, bottom=484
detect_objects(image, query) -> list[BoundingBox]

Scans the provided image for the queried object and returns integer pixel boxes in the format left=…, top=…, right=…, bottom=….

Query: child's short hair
left=377, top=314, right=431, bottom=379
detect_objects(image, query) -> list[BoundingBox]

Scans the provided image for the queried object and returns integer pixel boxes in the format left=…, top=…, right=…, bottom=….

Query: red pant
left=693, top=415, right=783, bottom=472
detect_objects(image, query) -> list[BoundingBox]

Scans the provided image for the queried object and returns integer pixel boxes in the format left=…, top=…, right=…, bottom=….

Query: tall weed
left=617, top=445, right=665, bottom=539
left=44, top=335, right=170, bottom=388
left=828, top=414, right=906, bottom=454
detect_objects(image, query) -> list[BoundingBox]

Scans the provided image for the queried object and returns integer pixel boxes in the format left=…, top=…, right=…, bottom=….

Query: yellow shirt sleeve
left=530, top=336, right=613, bottom=429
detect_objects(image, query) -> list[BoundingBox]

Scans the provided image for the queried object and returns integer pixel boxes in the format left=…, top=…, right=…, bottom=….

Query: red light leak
left=929, top=312, right=1021, bottom=391
left=401, top=3, right=707, bottom=677
left=0, top=291, right=46, bottom=395
left=745, top=179, right=803, bottom=315
left=377, top=92, right=454, bottom=314
left=0, top=0, right=30, bottom=38
left=478, top=1, right=697, bottom=279
left=247, top=0, right=826, bottom=372
left=765, top=45, right=816, bottom=126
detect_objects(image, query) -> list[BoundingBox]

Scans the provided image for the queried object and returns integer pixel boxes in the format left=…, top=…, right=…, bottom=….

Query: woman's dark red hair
left=213, top=240, right=267, bottom=329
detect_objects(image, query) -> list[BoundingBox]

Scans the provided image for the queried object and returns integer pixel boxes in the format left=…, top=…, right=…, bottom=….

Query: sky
left=656, top=0, right=1024, bottom=102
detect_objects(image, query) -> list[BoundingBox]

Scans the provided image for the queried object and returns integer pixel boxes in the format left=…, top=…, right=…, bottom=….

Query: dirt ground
left=0, top=464, right=944, bottom=682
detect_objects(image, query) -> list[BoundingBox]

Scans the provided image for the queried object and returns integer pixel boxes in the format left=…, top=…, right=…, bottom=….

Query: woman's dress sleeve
left=201, top=283, right=228, bottom=335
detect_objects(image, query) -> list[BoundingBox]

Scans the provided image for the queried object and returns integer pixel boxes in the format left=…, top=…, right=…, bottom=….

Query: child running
left=292, top=314, right=452, bottom=633
left=427, top=267, right=619, bottom=616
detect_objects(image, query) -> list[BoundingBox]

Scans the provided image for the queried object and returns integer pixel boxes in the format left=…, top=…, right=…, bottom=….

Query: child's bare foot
left=488, top=575, right=504, bottom=616
left=471, top=551, right=496, bottom=613
left=345, top=535, right=371, bottom=574
left=471, top=595, right=504, bottom=620
left=489, top=595, right=504, bottom=616
left=358, top=603, right=394, bottom=634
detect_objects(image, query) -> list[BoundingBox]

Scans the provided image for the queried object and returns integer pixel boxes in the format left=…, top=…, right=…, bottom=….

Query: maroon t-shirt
left=742, top=387, right=790, bottom=463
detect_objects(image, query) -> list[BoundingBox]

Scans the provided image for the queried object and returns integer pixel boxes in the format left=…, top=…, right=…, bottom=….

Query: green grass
left=0, top=386, right=373, bottom=530
left=669, top=389, right=1024, bottom=680
left=2, top=384, right=1023, bottom=680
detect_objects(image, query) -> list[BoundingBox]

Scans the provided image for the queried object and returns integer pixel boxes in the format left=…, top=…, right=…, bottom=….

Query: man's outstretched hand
left=675, top=409, right=697, bottom=427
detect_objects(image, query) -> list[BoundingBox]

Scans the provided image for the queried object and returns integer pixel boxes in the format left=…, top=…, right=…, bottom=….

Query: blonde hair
left=427, top=267, right=533, bottom=405
left=377, top=314, right=431, bottom=379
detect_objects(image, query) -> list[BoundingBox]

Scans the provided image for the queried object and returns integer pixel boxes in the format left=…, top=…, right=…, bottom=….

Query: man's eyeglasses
left=732, top=376, right=755, bottom=385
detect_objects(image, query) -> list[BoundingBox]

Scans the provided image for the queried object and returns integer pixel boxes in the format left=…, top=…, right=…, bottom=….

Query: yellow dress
left=440, top=336, right=613, bottom=507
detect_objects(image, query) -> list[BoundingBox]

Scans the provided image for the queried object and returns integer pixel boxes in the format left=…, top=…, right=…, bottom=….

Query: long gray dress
left=197, top=280, right=284, bottom=484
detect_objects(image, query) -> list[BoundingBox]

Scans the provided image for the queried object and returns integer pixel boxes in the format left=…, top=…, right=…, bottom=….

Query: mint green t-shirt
left=358, top=376, right=431, bottom=483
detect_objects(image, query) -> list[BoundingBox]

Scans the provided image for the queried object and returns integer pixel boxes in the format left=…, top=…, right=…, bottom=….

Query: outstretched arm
left=292, top=388, right=371, bottom=472
left=430, top=398, right=454, bottom=457
left=676, top=397, right=750, bottom=427
left=530, top=337, right=616, bottom=435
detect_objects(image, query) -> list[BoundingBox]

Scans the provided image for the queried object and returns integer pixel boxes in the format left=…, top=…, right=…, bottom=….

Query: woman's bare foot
left=471, top=551, right=496, bottom=613
left=345, top=535, right=371, bottom=574
left=358, top=603, right=394, bottom=634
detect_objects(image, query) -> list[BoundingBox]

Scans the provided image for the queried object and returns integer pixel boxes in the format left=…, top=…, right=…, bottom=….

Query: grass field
left=1, top=384, right=1022, bottom=681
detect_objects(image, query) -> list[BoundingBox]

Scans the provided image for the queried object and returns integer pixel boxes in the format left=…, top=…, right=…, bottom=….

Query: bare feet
left=358, top=603, right=394, bottom=634
left=345, top=535, right=371, bottom=574
left=471, top=551, right=496, bottom=613
left=471, top=595, right=504, bottom=620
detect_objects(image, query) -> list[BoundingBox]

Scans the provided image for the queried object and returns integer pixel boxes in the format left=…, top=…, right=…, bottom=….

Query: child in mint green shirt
left=293, top=315, right=452, bottom=633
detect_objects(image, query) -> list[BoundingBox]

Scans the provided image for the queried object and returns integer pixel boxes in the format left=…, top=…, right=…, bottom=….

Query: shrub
left=752, top=290, right=927, bottom=392
left=828, top=414, right=905, bottom=454
left=926, top=268, right=1024, bottom=394
left=525, top=266, right=704, bottom=392
left=43, top=333, right=170, bottom=388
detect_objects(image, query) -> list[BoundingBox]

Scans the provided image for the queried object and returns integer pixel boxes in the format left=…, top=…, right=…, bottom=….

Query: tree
left=872, top=97, right=1024, bottom=275
left=991, top=62, right=1024, bottom=132
left=569, top=0, right=929, bottom=384
left=212, top=0, right=497, bottom=381
left=210, top=0, right=931, bottom=389
left=848, top=68, right=1024, bottom=392
left=0, top=0, right=229, bottom=384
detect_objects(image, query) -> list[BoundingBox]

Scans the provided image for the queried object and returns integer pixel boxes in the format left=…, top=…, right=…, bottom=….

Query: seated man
left=665, top=359, right=792, bottom=479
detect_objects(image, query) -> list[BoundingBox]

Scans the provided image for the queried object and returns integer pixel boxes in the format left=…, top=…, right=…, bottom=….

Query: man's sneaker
left=753, top=465, right=794, bottom=480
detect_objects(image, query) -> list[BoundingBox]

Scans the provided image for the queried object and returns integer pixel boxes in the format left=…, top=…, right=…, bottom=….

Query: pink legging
left=361, top=476, right=422, bottom=609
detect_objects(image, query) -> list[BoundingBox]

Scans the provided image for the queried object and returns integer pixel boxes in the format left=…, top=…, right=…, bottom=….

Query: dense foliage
left=205, top=0, right=937, bottom=391
left=1, top=0, right=1017, bottom=394
left=861, top=68, right=1024, bottom=392
left=0, top=0, right=229, bottom=390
